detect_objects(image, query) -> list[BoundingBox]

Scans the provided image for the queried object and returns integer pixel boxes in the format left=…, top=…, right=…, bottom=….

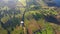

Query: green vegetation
left=0, top=0, right=60, bottom=34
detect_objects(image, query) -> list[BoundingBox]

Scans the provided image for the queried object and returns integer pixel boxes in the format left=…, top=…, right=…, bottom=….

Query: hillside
left=0, top=0, right=60, bottom=34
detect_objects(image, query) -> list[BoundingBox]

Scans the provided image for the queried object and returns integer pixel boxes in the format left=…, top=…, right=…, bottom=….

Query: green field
left=0, top=0, right=60, bottom=34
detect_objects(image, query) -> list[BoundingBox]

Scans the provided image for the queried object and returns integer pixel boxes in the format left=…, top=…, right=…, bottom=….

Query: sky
left=0, top=0, right=21, bottom=1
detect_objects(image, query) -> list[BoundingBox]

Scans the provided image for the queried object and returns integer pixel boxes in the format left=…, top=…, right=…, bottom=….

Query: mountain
left=44, top=0, right=60, bottom=7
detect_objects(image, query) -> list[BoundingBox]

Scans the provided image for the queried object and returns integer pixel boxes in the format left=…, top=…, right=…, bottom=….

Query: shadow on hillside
left=44, top=16, right=60, bottom=25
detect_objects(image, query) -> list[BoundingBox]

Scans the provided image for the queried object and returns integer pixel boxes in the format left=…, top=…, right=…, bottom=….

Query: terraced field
left=0, top=0, right=60, bottom=34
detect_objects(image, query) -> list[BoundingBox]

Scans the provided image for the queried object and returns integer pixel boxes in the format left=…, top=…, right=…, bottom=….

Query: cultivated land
left=0, top=0, right=60, bottom=34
